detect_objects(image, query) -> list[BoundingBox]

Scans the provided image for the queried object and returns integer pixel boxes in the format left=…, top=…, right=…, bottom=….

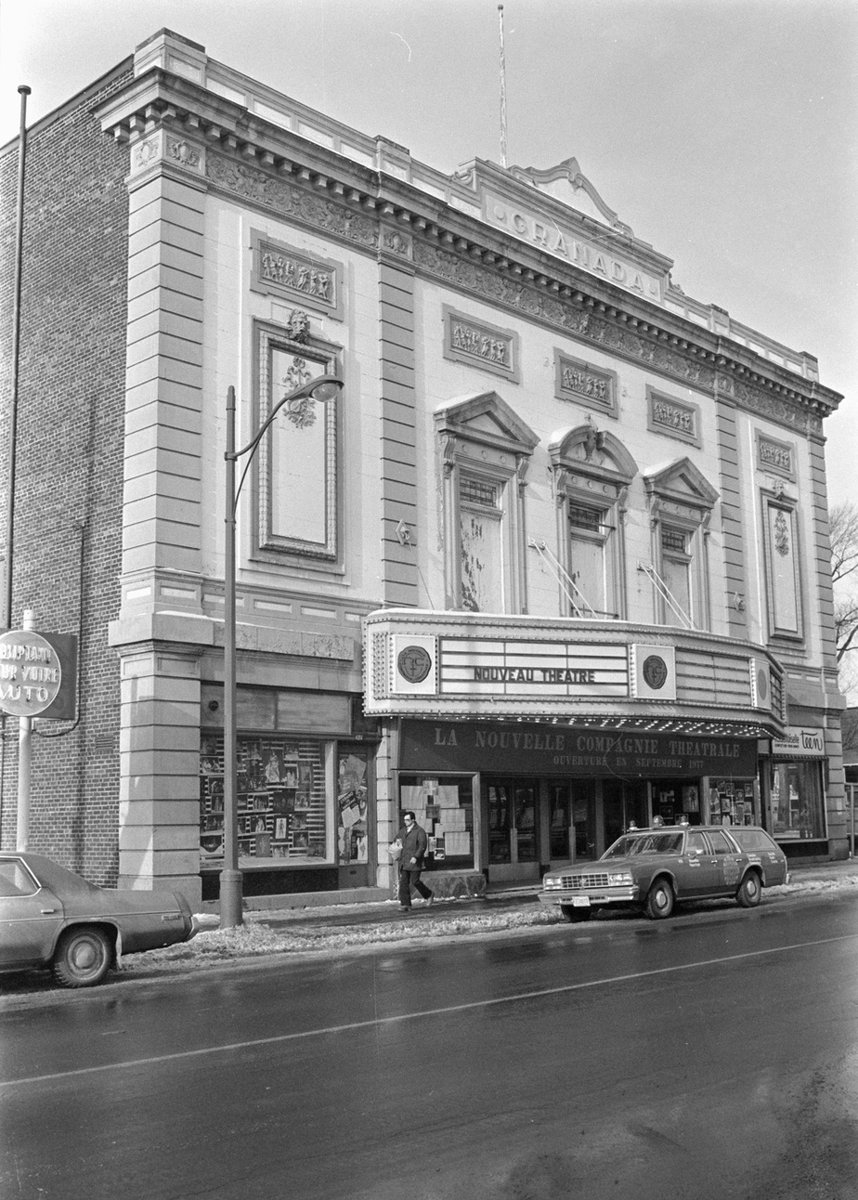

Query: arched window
left=548, top=423, right=637, bottom=619
left=435, top=393, right=538, bottom=614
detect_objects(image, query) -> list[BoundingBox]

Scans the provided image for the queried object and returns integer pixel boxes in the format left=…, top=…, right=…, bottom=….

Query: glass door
left=486, top=778, right=540, bottom=879
left=603, top=781, right=649, bottom=849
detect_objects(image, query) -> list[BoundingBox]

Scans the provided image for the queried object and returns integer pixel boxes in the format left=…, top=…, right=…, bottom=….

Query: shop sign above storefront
left=400, top=720, right=758, bottom=779
left=770, top=727, right=826, bottom=758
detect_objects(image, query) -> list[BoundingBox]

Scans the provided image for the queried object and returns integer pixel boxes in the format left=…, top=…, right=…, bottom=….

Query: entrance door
left=603, top=781, right=649, bottom=849
left=485, top=778, right=539, bottom=881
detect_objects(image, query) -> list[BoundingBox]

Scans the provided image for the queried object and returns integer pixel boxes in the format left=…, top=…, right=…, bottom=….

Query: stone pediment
left=434, top=392, right=538, bottom=456
left=508, top=158, right=632, bottom=235
left=644, top=458, right=720, bottom=511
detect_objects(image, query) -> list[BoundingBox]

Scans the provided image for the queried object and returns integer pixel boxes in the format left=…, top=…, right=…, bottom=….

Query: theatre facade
left=363, top=611, right=798, bottom=885
left=0, top=29, right=846, bottom=905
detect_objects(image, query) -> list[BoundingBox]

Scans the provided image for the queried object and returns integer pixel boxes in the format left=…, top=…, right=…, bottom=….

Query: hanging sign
left=0, top=630, right=77, bottom=719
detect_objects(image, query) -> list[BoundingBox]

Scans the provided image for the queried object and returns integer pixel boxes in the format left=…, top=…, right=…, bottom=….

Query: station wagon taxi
left=538, top=824, right=789, bottom=922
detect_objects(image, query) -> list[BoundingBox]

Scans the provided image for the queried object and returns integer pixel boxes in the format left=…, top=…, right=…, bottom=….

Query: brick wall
left=0, top=63, right=133, bottom=882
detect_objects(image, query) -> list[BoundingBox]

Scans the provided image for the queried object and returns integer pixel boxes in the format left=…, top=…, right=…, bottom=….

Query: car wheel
left=52, top=926, right=113, bottom=988
left=645, top=877, right=675, bottom=920
left=560, top=904, right=592, bottom=923
left=736, top=871, right=762, bottom=908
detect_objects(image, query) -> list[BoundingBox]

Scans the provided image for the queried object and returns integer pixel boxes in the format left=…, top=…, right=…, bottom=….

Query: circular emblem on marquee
left=397, top=645, right=432, bottom=684
left=0, top=629, right=62, bottom=717
left=756, top=667, right=769, bottom=702
left=642, top=654, right=668, bottom=691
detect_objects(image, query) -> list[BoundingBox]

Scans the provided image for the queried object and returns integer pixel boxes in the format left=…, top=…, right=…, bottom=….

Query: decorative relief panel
left=647, top=386, right=701, bottom=447
left=756, top=433, right=796, bottom=480
left=762, top=498, right=803, bottom=640
left=250, top=231, right=343, bottom=319
left=554, top=351, right=617, bottom=416
left=442, top=306, right=519, bottom=382
left=255, top=321, right=342, bottom=567
left=130, top=131, right=205, bottom=176
left=380, top=225, right=413, bottom=260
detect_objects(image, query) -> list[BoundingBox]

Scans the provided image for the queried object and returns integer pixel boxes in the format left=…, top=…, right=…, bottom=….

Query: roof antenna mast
left=498, top=4, right=508, bottom=167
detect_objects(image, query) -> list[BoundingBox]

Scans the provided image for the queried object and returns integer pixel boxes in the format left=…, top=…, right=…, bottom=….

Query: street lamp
left=220, top=373, right=344, bottom=928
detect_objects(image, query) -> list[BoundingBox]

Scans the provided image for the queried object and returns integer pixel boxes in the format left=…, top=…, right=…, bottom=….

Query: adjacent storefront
left=198, top=685, right=378, bottom=898
left=764, top=727, right=828, bottom=855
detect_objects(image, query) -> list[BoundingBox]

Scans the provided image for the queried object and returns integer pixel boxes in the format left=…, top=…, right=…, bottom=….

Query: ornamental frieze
left=202, top=150, right=819, bottom=434
left=715, top=374, right=815, bottom=436
left=414, top=240, right=819, bottom=428
left=206, top=152, right=376, bottom=250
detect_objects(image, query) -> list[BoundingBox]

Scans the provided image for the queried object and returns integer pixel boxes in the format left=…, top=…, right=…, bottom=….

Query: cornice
left=96, top=66, right=841, bottom=436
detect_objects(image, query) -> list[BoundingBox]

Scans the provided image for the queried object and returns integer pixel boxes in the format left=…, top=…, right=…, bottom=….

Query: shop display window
left=399, top=775, right=474, bottom=868
left=200, top=734, right=331, bottom=865
left=707, top=779, right=757, bottom=826
left=337, top=747, right=370, bottom=865
left=770, top=761, right=826, bottom=840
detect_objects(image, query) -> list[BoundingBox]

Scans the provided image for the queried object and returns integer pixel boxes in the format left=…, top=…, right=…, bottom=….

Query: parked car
left=0, top=852, right=196, bottom=987
left=538, top=824, right=789, bottom=922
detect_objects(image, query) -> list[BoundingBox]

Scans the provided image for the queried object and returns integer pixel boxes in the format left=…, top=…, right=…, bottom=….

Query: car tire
left=736, top=870, right=762, bottom=908
left=560, top=904, right=592, bottom=923
left=645, top=877, right=675, bottom=920
left=52, top=926, right=113, bottom=988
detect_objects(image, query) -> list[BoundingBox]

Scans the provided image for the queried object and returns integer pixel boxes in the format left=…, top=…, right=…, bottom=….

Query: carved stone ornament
left=285, top=310, right=311, bottom=344
left=166, top=138, right=202, bottom=170
left=382, top=227, right=413, bottom=258
left=280, top=355, right=317, bottom=428
left=131, top=135, right=161, bottom=172
left=207, top=152, right=377, bottom=249
left=774, top=509, right=791, bottom=556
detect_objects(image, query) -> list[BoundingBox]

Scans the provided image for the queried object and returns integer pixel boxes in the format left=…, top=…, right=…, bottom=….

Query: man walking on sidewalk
left=398, top=810, right=434, bottom=912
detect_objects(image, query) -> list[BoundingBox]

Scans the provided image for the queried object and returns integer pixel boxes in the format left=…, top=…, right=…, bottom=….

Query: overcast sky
left=2, top=0, right=856, bottom=506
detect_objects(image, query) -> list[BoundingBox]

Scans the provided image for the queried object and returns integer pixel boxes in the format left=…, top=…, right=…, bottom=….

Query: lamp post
left=220, top=373, right=343, bottom=929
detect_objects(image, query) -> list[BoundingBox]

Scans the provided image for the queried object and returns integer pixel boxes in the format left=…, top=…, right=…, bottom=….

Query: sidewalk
left=232, top=855, right=858, bottom=935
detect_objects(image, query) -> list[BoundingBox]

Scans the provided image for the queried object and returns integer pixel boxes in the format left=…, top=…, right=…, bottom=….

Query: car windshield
left=603, top=832, right=683, bottom=858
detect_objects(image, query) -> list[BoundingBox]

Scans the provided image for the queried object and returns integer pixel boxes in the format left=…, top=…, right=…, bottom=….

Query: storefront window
left=708, top=779, right=757, bottom=826
left=200, top=734, right=331, bottom=865
left=770, top=761, right=826, bottom=840
left=337, top=748, right=369, bottom=865
left=399, top=775, right=474, bottom=868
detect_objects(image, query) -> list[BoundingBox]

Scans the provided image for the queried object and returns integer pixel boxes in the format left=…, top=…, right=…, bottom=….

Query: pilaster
left=116, top=643, right=204, bottom=906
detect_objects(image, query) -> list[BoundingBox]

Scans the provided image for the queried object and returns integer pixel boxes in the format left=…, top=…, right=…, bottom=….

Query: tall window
left=436, top=392, right=538, bottom=614
left=644, top=459, right=719, bottom=631
left=568, top=501, right=617, bottom=618
left=660, top=524, right=692, bottom=619
left=459, top=473, right=505, bottom=612
left=548, top=424, right=637, bottom=620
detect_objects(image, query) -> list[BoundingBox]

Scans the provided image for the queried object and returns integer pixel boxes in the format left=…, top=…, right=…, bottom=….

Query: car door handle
left=40, top=908, right=58, bottom=914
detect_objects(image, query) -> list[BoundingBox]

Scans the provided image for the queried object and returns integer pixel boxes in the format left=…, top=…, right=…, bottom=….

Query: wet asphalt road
left=2, top=890, right=857, bottom=1200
